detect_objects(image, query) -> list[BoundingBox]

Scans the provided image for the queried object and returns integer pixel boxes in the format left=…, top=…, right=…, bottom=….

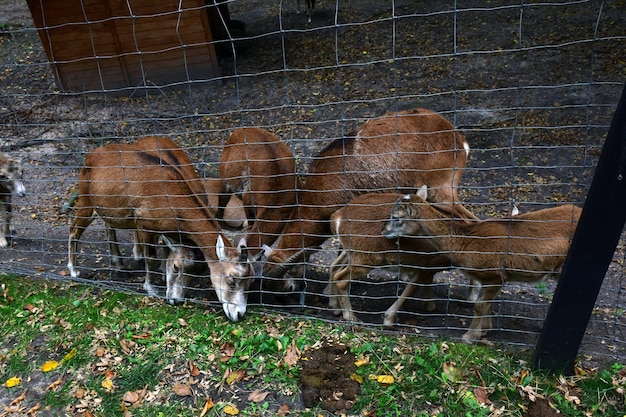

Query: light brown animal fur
left=67, top=136, right=254, bottom=321
left=0, top=153, right=26, bottom=248
left=219, top=127, right=300, bottom=256
left=264, top=108, right=476, bottom=293
left=382, top=189, right=582, bottom=342
left=329, top=189, right=476, bottom=326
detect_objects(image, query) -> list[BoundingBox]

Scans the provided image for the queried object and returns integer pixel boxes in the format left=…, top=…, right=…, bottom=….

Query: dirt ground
left=1, top=2, right=626, bottom=409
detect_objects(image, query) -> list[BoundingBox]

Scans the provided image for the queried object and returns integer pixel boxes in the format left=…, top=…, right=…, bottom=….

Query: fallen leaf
left=248, top=389, right=270, bottom=403
left=172, top=383, right=193, bottom=397
left=5, top=377, right=21, bottom=388
left=10, top=392, right=26, bottom=406
left=223, top=404, right=239, bottom=415
left=442, top=362, right=461, bottom=383
left=41, top=360, right=59, bottom=372
left=47, top=377, right=64, bottom=391
left=189, top=360, right=200, bottom=377
left=350, top=373, right=364, bottom=384
left=283, top=346, right=299, bottom=367
left=61, top=349, right=77, bottom=363
left=199, top=398, right=214, bottom=417
left=474, top=387, right=490, bottom=404
left=277, top=403, right=290, bottom=416
left=220, top=342, right=236, bottom=362
left=226, top=369, right=245, bottom=385
left=355, top=357, right=370, bottom=367
left=26, top=403, right=41, bottom=414
left=95, top=346, right=106, bottom=357
left=101, top=377, right=114, bottom=392
left=376, top=375, right=394, bottom=385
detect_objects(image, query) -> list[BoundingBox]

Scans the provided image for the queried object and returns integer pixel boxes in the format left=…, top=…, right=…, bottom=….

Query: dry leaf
left=199, top=398, right=214, bottom=417
left=220, top=342, right=236, bottom=362
left=95, top=347, right=106, bottom=357
left=283, top=346, right=299, bottom=367
left=474, top=387, right=490, bottom=404
left=41, top=360, right=59, bottom=372
left=223, top=404, right=239, bottom=415
left=189, top=360, right=200, bottom=377
left=277, top=403, right=290, bottom=416
left=47, top=377, right=63, bottom=391
left=10, top=392, right=26, bottom=406
left=248, top=389, right=270, bottom=403
left=172, top=383, right=193, bottom=397
left=26, top=403, right=41, bottom=414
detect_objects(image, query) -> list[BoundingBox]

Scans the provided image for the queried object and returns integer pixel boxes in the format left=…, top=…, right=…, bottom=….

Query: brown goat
left=329, top=189, right=477, bottom=326
left=382, top=188, right=582, bottom=342
left=0, top=153, right=26, bottom=248
left=219, top=127, right=300, bottom=256
left=67, top=136, right=254, bottom=321
left=263, top=108, right=476, bottom=293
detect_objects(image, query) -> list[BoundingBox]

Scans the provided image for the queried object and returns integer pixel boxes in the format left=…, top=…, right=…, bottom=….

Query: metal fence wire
left=0, top=0, right=625, bottom=366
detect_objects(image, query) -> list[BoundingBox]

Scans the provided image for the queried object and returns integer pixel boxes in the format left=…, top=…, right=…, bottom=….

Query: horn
left=264, top=249, right=308, bottom=278
left=264, top=246, right=320, bottom=278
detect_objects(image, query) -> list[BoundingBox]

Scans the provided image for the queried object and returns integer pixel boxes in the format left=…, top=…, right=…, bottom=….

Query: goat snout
left=167, top=297, right=185, bottom=306
left=223, top=299, right=247, bottom=322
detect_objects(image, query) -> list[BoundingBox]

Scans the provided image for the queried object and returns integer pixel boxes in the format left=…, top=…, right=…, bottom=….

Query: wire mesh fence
left=1, top=0, right=625, bottom=365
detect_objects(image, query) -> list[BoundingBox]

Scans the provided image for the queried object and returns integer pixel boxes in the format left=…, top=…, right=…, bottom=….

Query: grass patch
left=0, top=274, right=624, bottom=416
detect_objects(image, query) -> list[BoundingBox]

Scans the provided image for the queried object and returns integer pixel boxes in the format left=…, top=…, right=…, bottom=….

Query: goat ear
left=416, top=184, right=428, bottom=200
left=216, top=234, right=226, bottom=261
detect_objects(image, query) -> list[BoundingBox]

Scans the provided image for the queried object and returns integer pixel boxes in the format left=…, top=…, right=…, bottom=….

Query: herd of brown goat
left=1, top=108, right=583, bottom=342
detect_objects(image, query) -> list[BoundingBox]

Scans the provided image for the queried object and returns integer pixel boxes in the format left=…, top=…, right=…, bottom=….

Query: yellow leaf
left=41, top=360, right=59, bottom=372
left=61, top=349, right=77, bottom=364
left=101, top=377, right=114, bottom=392
left=354, top=357, right=370, bottom=367
left=223, top=404, right=239, bottom=415
left=376, top=375, right=394, bottom=385
left=350, top=373, right=363, bottom=384
left=5, top=377, right=21, bottom=388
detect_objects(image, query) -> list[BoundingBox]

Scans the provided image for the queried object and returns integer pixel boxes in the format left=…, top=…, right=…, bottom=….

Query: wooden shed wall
left=27, top=0, right=222, bottom=93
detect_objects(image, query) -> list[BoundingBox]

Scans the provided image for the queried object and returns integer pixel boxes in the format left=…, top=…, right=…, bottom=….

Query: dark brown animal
left=382, top=188, right=582, bottom=342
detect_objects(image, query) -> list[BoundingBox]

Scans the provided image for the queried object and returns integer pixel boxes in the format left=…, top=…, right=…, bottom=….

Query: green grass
left=0, top=274, right=625, bottom=416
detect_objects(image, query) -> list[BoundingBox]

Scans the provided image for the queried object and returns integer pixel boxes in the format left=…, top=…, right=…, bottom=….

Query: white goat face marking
left=210, top=239, right=254, bottom=322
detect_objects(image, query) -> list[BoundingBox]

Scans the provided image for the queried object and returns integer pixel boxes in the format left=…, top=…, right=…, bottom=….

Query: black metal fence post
left=533, top=83, right=626, bottom=374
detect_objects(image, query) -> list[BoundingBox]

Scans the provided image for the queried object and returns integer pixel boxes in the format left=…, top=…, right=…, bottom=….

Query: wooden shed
left=26, top=0, right=228, bottom=93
